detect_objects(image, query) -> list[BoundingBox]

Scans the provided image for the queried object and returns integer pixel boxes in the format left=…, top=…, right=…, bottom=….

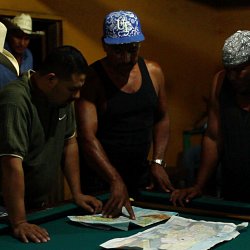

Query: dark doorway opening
left=30, top=18, right=63, bottom=70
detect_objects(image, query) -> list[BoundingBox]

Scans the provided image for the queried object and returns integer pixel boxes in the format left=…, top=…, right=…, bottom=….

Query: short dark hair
left=39, top=45, right=89, bottom=80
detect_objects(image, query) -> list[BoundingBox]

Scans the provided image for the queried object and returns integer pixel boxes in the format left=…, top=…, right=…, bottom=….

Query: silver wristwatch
left=151, top=159, right=167, bottom=168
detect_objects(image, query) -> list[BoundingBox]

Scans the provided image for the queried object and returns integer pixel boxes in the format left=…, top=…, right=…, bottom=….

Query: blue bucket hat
left=103, top=10, right=145, bottom=45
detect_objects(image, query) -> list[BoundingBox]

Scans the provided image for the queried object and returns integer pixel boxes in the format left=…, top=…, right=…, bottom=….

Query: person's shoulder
left=89, top=59, right=101, bottom=67
left=212, top=69, right=226, bottom=97
left=214, top=69, right=226, bottom=81
left=79, top=60, right=104, bottom=99
left=25, top=48, right=33, bottom=57
left=143, top=58, right=162, bottom=70
left=88, top=65, right=100, bottom=79
left=143, top=58, right=164, bottom=77
left=86, top=59, right=106, bottom=86
left=0, top=77, right=30, bottom=104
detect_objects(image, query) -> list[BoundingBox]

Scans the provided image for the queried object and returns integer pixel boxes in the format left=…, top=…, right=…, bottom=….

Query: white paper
left=68, top=206, right=177, bottom=231
left=100, top=215, right=248, bottom=249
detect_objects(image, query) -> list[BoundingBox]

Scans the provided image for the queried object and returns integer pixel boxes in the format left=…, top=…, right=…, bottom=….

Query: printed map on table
left=68, top=206, right=177, bottom=231
left=100, top=215, right=248, bottom=250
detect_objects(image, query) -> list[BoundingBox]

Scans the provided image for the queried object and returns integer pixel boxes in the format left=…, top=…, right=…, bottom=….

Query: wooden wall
left=1, top=0, right=250, bottom=168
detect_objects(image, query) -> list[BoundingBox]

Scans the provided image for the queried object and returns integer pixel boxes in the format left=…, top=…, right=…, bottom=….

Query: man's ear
left=39, top=73, right=57, bottom=92
left=46, top=73, right=57, bottom=88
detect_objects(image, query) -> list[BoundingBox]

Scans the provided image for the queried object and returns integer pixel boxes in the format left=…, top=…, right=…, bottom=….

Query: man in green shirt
left=0, top=45, right=102, bottom=243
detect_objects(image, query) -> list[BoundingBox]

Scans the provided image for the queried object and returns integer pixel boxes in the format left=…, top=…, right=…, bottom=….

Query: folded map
left=68, top=206, right=177, bottom=231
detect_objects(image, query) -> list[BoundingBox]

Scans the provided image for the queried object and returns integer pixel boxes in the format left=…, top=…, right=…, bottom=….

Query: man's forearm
left=81, top=136, right=123, bottom=185
left=152, top=118, right=170, bottom=159
left=1, top=157, right=27, bottom=227
left=195, top=135, right=219, bottom=190
left=62, top=138, right=82, bottom=197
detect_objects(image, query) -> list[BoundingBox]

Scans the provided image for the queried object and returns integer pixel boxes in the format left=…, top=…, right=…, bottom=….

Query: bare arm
left=75, top=77, right=134, bottom=219
left=1, top=156, right=49, bottom=243
left=194, top=71, right=224, bottom=191
left=75, top=98, right=121, bottom=185
left=146, top=60, right=174, bottom=192
left=62, top=135, right=102, bottom=214
left=171, top=70, right=225, bottom=206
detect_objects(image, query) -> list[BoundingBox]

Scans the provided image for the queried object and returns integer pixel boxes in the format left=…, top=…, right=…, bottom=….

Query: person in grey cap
left=171, top=30, right=250, bottom=206
left=75, top=10, right=174, bottom=219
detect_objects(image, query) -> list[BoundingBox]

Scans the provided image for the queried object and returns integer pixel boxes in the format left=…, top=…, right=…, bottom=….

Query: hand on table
left=74, top=193, right=103, bottom=214
left=147, top=165, right=175, bottom=193
left=170, top=185, right=202, bottom=207
left=12, top=221, right=50, bottom=243
left=102, top=180, right=135, bottom=220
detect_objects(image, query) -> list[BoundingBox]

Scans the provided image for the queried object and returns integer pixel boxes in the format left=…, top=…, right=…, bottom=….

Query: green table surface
left=0, top=191, right=250, bottom=250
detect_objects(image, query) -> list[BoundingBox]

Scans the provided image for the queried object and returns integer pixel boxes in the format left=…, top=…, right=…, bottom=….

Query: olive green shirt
left=0, top=72, right=76, bottom=207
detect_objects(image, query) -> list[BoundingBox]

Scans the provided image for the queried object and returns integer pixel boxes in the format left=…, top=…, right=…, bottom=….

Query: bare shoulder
left=85, top=66, right=102, bottom=86
left=80, top=65, right=104, bottom=102
left=143, top=59, right=165, bottom=92
left=144, top=59, right=163, bottom=75
left=212, top=69, right=226, bottom=98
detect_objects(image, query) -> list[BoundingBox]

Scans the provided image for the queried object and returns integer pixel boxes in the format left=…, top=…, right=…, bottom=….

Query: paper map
left=68, top=206, right=177, bottom=231
left=100, top=216, right=248, bottom=249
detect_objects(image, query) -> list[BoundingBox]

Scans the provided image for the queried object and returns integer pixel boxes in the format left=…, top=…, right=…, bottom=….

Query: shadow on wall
left=38, top=0, right=111, bottom=43
left=38, top=0, right=222, bottom=79
left=190, top=0, right=250, bottom=8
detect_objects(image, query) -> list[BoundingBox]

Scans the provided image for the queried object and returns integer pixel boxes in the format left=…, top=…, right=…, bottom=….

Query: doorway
left=30, top=17, right=63, bottom=70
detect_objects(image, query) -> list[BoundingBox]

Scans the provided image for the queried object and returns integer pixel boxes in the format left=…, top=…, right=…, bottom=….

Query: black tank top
left=219, top=77, right=250, bottom=202
left=81, top=57, right=158, bottom=194
left=92, top=57, right=158, bottom=161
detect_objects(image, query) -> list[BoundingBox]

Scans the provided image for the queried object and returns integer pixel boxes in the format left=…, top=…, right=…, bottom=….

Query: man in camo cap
left=76, top=10, right=174, bottom=219
left=171, top=30, right=250, bottom=206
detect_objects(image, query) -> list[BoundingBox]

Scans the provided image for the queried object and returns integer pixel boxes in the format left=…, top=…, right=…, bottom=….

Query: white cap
left=12, top=13, right=33, bottom=34
left=0, top=21, right=19, bottom=75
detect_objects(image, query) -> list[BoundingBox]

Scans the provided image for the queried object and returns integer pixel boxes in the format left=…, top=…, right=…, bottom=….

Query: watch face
left=151, top=159, right=166, bottom=168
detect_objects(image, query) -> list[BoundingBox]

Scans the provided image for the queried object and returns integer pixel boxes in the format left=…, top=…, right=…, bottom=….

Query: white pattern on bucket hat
left=223, top=30, right=250, bottom=67
left=103, top=10, right=145, bottom=45
left=0, top=22, right=19, bottom=75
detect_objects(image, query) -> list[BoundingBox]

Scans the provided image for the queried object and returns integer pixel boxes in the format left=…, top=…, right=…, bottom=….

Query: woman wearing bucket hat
left=75, top=10, right=174, bottom=219
left=0, top=13, right=34, bottom=88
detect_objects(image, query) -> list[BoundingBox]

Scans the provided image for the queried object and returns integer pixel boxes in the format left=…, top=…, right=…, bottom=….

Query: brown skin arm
left=62, top=135, right=102, bottom=214
left=145, top=60, right=174, bottom=192
left=1, top=156, right=50, bottom=243
left=171, top=70, right=225, bottom=206
left=75, top=75, right=135, bottom=219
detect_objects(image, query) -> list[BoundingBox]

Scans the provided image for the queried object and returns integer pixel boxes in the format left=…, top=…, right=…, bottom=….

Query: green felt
left=138, top=190, right=250, bottom=214
left=0, top=191, right=249, bottom=249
